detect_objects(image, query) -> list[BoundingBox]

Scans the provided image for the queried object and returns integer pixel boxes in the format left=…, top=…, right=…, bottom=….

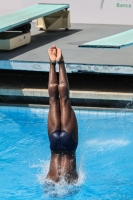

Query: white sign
left=101, top=0, right=132, bottom=9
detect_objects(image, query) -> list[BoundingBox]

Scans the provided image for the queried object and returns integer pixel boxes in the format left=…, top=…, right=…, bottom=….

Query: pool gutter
left=1, top=103, right=133, bottom=112
left=0, top=88, right=133, bottom=108
left=0, top=88, right=133, bottom=101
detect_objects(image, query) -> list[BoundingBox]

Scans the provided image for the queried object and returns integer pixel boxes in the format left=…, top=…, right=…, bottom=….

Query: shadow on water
left=0, top=29, right=82, bottom=60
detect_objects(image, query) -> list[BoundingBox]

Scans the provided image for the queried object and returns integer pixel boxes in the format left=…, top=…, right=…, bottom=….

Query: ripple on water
left=86, top=139, right=129, bottom=152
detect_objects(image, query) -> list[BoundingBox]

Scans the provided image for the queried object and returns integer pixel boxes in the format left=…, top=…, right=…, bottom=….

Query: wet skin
left=46, top=46, right=78, bottom=183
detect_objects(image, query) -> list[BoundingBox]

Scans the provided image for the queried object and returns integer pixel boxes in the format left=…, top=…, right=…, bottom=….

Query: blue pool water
left=0, top=106, right=133, bottom=200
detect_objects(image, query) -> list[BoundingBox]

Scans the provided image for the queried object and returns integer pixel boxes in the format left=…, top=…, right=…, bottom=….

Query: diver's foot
left=56, top=48, right=64, bottom=63
left=48, top=45, right=57, bottom=63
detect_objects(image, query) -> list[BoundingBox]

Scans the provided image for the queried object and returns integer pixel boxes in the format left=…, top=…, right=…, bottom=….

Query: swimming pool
left=0, top=106, right=133, bottom=200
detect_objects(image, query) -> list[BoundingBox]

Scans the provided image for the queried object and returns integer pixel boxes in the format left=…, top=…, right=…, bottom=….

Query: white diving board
left=0, top=3, right=69, bottom=32
left=79, top=29, right=133, bottom=49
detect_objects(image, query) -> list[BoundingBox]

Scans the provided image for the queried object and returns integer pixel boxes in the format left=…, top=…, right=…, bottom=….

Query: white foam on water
left=0, top=113, right=5, bottom=121
left=31, top=160, right=85, bottom=198
left=86, top=139, right=129, bottom=152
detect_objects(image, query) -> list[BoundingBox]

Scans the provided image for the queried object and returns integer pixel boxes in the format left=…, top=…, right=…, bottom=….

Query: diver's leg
left=48, top=48, right=61, bottom=135
left=47, top=47, right=61, bottom=182
left=57, top=49, right=78, bottom=142
left=57, top=51, right=78, bottom=183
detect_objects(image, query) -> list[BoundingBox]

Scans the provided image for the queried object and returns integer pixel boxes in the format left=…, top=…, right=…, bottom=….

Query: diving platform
left=0, top=4, right=70, bottom=50
left=79, top=29, right=133, bottom=49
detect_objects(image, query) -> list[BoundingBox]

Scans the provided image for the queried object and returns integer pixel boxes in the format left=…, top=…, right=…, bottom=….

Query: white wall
left=0, top=0, right=133, bottom=25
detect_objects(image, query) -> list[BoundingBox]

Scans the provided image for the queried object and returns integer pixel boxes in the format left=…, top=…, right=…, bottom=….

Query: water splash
left=125, top=101, right=133, bottom=109
left=0, top=113, right=5, bottom=121
left=31, top=160, right=85, bottom=198
left=43, top=178, right=81, bottom=198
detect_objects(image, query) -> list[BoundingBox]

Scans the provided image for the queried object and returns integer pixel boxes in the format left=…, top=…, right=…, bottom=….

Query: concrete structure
left=0, top=23, right=133, bottom=65
left=0, top=22, right=133, bottom=107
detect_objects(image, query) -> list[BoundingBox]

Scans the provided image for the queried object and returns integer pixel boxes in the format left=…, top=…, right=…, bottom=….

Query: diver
left=46, top=46, right=78, bottom=184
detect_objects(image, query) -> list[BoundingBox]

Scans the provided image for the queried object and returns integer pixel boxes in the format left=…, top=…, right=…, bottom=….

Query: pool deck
left=0, top=23, right=133, bottom=107
left=1, top=23, right=133, bottom=65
